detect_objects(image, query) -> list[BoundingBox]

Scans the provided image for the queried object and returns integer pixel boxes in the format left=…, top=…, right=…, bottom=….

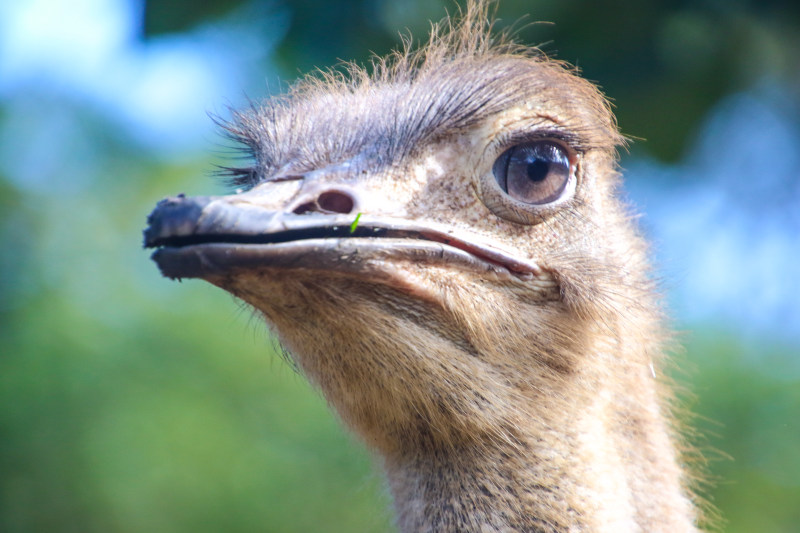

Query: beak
left=143, top=194, right=541, bottom=281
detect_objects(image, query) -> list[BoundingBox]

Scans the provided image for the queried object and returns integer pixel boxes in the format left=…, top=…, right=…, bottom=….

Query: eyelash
left=493, top=129, right=582, bottom=157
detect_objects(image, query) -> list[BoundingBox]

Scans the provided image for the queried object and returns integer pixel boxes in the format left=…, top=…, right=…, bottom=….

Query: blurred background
left=1, top=0, right=798, bottom=531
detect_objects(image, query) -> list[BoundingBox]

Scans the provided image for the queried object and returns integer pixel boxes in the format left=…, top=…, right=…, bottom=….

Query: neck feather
left=380, top=328, right=698, bottom=532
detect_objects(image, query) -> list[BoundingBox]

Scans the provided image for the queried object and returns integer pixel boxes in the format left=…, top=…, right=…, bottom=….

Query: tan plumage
left=144, top=1, right=703, bottom=530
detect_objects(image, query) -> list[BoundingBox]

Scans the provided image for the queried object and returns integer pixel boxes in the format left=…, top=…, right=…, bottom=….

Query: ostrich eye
left=493, top=141, right=572, bottom=205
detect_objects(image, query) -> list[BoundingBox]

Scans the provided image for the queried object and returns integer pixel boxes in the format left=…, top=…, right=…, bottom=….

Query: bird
left=144, top=1, right=704, bottom=531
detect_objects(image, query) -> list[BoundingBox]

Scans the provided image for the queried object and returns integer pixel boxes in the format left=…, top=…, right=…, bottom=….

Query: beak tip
left=143, top=195, right=215, bottom=248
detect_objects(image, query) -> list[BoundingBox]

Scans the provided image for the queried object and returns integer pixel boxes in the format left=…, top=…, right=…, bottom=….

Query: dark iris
left=493, top=141, right=572, bottom=205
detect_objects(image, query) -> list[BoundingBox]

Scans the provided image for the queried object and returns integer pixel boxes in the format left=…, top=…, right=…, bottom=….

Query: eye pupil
left=492, top=141, right=573, bottom=205
left=526, top=159, right=549, bottom=182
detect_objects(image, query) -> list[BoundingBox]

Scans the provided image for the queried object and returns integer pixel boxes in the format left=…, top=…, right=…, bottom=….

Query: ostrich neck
left=381, top=340, right=699, bottom=533
left=239, top=272, right=700, bottom=531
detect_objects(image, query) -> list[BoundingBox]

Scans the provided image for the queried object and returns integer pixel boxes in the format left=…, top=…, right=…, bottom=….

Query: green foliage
left=681, top=332, right=800, bottom=532
left=350, top=213, right=363, bottom=233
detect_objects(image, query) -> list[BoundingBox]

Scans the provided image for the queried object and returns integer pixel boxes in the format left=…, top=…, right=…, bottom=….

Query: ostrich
left=144, top=2, right=703, bottom=531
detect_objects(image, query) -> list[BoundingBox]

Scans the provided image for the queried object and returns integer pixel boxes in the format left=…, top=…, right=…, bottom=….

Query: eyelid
left=493, top=129, right=586, bottom=158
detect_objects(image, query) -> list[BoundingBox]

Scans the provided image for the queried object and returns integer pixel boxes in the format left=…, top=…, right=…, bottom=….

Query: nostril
left=317, top=191, right=355, bottom=214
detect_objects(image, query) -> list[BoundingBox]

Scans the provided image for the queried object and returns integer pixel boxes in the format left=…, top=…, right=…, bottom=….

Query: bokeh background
left=1, top=0, right=798, bottom=531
